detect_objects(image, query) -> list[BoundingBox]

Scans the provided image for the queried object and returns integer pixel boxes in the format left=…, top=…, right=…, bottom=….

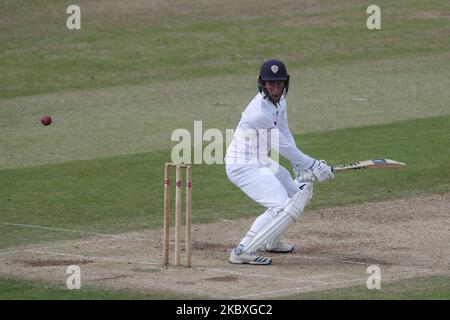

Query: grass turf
left=1, top=115, right=448, bottom=248
left=280, top=275, right=450, bottom=300
left=1, top=0, right=449, bottom=300
left=1, top=0, right=449, bottom=99
left=0, top=275, right=206, bottom=300
left=0, top=274, right=448, bottom=300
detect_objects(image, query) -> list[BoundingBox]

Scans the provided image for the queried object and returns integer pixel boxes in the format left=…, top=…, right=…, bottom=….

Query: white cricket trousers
left=226, top=160, right=299, bottom=209
left=225, top=160, right=300, bottom=248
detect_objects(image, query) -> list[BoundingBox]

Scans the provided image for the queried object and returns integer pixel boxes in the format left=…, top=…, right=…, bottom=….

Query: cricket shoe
left=258, top=242, right=294, bottom=253
left=229, top=247, right=272, bottom=265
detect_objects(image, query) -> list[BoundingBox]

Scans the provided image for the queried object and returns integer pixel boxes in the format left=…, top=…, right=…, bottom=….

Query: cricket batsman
left=225, top=59, right=335, bottom=265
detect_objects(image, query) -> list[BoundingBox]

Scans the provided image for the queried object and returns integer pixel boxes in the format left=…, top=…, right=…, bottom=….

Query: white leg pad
left=243, top=183, right=313, bottom=254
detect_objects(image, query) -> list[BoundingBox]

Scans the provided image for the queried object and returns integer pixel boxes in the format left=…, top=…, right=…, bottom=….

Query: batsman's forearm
left=273, top=131, right=315, bottom=169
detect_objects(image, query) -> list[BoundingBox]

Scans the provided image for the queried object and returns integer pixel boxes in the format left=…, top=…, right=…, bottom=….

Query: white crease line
left=285, top=253, right=434, bottom=273
left=286, top=253, right=376, bottom=265
left=4, top=249, right=445, bottom=299
left=235, top=277, right=370, bottom=299
left=0, top=239, right=112, bottom=256
left=4, top=248, right=326, bottom=285
left=20, top=250, right=161, bottom=266
left=1, top=222, right=441, bottom=292
left=0, top=222, right=151, bottom=241
left=197, top=267, right=328, bottom=284
left=233, top=269, right=438, bottom=299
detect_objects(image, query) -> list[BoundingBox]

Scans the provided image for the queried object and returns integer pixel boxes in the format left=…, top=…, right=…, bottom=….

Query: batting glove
left=293, top=163, right=315, bottom=183
left=311, top=160, right=334, bottom=183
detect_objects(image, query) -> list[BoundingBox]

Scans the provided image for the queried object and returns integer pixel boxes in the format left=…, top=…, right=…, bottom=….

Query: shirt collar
left=258, top=92, right=285, bottom=111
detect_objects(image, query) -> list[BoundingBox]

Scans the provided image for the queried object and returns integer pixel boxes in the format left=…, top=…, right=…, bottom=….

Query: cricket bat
left=332, top=159, right=406, bottom=172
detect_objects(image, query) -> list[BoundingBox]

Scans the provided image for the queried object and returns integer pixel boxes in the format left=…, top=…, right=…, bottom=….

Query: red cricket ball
left=41, top=115, right=52, bottom=126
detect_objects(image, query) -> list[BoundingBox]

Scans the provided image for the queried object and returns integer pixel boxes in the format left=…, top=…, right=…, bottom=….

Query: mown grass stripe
left=0, top=115, right=449, bottom=249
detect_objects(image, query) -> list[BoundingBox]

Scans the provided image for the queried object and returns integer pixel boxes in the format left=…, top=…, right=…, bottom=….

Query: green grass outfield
left=1, top=116, right=448, bottom=299
left=0, top=276, right=206, bottom=300
left=1, top=0, right=449, bottom=299
left=2, top=0, right=450, bottom=99
left=1, top=115, right=449, bottom=249
left=0, top=274, right=448, bottom=300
